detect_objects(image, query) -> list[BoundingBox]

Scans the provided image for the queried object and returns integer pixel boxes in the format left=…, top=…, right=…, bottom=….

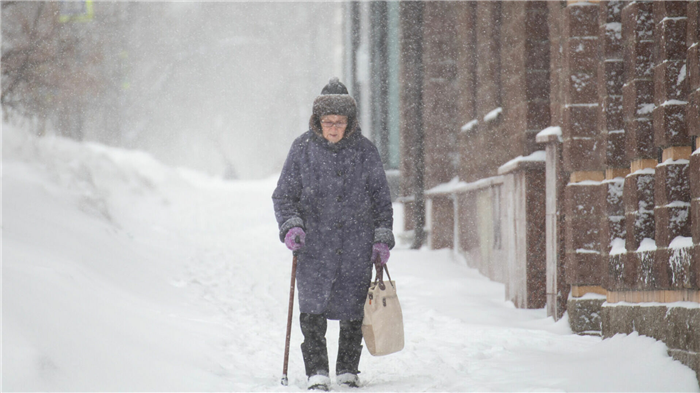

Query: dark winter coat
left=272, top=125, right=394, bottom=321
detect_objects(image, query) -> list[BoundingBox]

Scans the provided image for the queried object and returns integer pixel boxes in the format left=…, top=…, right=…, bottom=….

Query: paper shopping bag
left=362, top=264, right=404, bottom=356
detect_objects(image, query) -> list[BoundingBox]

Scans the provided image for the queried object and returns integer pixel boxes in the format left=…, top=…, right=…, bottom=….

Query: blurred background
left=2, top=1, right=346, bottom=179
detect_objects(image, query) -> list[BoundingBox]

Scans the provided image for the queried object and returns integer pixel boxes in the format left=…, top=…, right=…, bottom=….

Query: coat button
left=336, top=196, right=343, bottom=202
left=336, top=248, right=343, bottom=255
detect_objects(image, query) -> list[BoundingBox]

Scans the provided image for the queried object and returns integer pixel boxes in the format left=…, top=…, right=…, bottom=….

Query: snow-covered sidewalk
left=3, top=126, right=698, bottom=391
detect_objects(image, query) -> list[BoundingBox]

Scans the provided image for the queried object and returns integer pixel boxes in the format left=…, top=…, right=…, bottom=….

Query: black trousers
left=300, top=313, right=363, bottom=377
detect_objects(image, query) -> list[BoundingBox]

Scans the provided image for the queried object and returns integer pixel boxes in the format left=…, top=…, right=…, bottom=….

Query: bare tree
left=2, top=3, right=58, bottom=124
left=0, top=1, right=14, bottom=9
left=2, top=1, right=103, bottom=138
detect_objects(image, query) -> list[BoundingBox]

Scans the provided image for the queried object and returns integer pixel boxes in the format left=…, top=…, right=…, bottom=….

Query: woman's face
left=320, top=115, right=348, bottom=144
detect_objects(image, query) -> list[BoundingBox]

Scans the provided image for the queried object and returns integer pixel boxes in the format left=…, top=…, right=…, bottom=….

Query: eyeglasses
left=320, top=120, right=348, bottom=129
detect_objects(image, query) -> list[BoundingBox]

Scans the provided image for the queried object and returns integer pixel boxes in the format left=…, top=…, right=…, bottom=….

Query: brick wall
left=462, top=1, right=508, bottom=183
left=653, top=1, right=693, bottom=290
left=621, top=1, right=657, bottom=291
left=391, top=1, right=699, bottom=378
left=599, top=2, right=627, bottom=294
left=561, top=2, right=607, bottom=290
left=422, top=1, right=459, bottom=189
left=690, top=0, right=700, bottom=297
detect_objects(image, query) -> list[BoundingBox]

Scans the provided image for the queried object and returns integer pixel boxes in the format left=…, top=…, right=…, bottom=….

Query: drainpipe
left=452, top=192, right=460, bottom=258
left=408, top=2, right=425, bottom=250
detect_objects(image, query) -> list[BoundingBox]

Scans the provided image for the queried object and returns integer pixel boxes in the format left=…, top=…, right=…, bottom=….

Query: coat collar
left=308, top=125, right=362, bottom=152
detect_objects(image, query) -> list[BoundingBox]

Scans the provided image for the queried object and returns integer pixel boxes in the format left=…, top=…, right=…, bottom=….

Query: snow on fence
left=417, top=150, right=548, bottom=309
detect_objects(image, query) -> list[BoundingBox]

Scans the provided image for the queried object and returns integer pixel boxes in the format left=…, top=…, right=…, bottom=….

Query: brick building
left=345, top=0, right=699, bottom=381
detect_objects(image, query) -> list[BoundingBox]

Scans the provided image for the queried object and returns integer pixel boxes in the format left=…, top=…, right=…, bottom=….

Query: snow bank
left=3, top=124, right=239, bottom=391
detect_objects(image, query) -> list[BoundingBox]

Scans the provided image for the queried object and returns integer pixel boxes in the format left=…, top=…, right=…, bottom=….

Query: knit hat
left=321, top=77, right=349, bottom=95
left=310, top=78, right=358, bottom=138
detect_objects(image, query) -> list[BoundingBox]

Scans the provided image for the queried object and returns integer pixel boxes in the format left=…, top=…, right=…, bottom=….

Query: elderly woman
left=272, top=78, right=394, bottom=390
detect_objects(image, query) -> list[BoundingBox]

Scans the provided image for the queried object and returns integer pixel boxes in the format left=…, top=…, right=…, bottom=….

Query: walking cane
left=281, top=249, right=299, bottom=386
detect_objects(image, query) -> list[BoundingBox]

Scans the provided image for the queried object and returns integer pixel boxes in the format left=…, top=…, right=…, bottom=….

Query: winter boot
left=307, top=374, right=331, bottom=391
left=337, top=373, right=360, bottom=388
left=300, top=313, right=330, bottom=379
left=336, top=319, right=363, bottom=387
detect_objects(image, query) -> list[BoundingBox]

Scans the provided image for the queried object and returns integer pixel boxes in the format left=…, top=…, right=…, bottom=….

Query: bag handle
left=373, top=263, right=394, bottom=290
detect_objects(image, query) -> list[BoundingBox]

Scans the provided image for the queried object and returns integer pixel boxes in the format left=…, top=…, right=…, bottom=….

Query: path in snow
left=166, top=178, right=698, bottom=392
left=104, top=151, right=698, bottom=392
left=3, top=126, right=698, bottom=391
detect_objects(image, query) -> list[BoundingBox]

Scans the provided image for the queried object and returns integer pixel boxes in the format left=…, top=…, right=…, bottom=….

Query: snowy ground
left=3, top=124, right=699, bottom=392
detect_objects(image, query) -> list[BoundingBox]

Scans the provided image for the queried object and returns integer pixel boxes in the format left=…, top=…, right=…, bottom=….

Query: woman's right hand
left=284, top=227, right=306, bottom=251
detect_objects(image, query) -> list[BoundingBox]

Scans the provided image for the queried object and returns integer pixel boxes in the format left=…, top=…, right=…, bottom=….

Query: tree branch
left=2, top=3, right=50, bottom=105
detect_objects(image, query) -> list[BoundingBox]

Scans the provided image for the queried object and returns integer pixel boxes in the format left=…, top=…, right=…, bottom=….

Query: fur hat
left=310, top=78, right=358, bottom=138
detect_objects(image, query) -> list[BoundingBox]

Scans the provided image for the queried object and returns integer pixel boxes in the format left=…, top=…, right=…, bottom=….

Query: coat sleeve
left=366, top=143, right=395, bottom=249
left=272, top=139, right=305, bottom=242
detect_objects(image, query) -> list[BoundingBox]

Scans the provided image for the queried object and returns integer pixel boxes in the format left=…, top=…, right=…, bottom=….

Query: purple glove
left=284, top=227, right=306, bottom=251
left=371, top=243, right=390, bottom=266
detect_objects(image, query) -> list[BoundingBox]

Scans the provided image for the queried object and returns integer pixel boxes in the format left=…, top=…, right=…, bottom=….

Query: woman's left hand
left=371, top=243, right=390, bottom=266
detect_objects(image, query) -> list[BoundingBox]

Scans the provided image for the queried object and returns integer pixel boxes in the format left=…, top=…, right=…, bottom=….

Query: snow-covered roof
left=568, top=180, right=603, bottom=186
left=568, top=1, right=598, bottom=6
left=669, top=236, right=693, bottom=249
left=604, top=301, right=700, bottom=309
left=637, top=103, right=655, bottom=115
left=637, top=238, right=657, bottom=253
left=460, top=119, right=478, bottom=133
left=497, top=150, right=546, bottom=175
left=630, top=167, right=656, bottom=176
left=535, top=126, right=562, bottom=143
left=483, top=107, right=502, bottom=123
left=660, top=99, right=688, bottom=106
left=658, top=158, right=690, bottom=166
left=609, top=238, right=626, bottom=256
left=425, top=177, right=463, bottom=195
left=425, top=175, right=505, bottom=196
